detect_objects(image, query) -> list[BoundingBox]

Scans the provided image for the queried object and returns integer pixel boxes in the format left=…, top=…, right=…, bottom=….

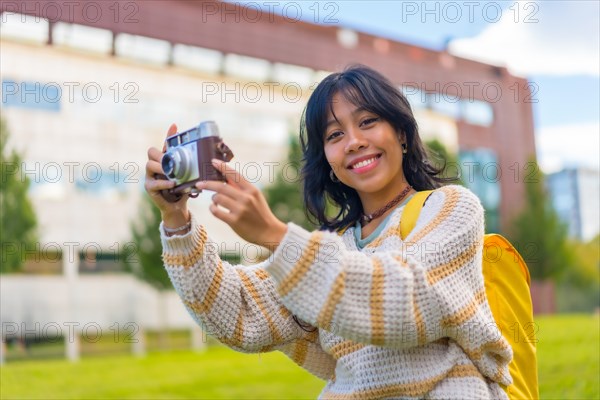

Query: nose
left=344, top=128, right=368, bottom=153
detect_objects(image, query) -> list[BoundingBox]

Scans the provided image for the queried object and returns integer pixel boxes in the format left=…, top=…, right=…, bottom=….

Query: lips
left=347, top=154, right=382, bottom=169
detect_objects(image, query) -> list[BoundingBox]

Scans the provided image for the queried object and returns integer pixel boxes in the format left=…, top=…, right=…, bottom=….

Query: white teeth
left=352, top=157, right=377, bottom=169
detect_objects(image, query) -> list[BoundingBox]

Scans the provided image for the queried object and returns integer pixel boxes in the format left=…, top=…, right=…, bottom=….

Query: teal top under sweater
left=354, top=193, right=415, bottom=249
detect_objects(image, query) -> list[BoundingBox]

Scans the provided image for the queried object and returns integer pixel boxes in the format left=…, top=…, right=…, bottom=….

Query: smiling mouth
left=349, top=154, right=382, bottom=169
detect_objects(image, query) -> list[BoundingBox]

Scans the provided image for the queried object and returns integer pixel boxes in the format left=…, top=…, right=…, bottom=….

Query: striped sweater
left=161, top=185, right=513, bottom=399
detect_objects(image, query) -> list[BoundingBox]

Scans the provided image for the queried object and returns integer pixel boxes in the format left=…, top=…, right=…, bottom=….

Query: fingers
left=208, top=202, right=234, bottom=224
left=167, top=123, right=178, bottom=137
left=196, top=179, right=240, bottom=197
left=211, top=159, right=254, bottom=191
left=148, top=147, right=163, bottom=162
left=145, top=177, right=175, bottom=193
left=146, top=159, right=164, bottom=176
left=210, top=192, right=238, bottom=213
left=145, top=151, right=173, bottom=193
left=197, top=179, right=250, bottom=218
left=162, top=123, right=178, bottom=152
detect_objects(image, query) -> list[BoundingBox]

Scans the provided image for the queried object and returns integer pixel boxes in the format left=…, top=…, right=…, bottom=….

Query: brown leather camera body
left=158, top=124, right=234, bottom=203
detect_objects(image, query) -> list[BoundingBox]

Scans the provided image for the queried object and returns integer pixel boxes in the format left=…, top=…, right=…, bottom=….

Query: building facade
left=547, top=168, right=600, bottom=242
left=1, top=0, right=537, bottom=266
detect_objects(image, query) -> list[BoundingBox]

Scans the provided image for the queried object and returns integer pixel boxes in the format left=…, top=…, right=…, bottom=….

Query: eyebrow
left=325, top=105, right=370, bottom=129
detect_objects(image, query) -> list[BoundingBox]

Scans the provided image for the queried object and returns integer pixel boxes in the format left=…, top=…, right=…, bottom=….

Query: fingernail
left=211, top=159, right=221, bottom=164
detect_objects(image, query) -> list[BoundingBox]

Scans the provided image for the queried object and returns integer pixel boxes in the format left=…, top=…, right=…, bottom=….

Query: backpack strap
left=400, top=190, right=434, bottom=240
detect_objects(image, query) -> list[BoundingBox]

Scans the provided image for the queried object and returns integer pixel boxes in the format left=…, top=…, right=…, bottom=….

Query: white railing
left=0, top=271, right=204, bottom=363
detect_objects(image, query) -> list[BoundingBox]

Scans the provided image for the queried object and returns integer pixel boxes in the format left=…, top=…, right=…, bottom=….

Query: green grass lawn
left=0, top=346, right=324, bottom=399
left=535, top=314, right=599, bottom=399
left=1, top=314, right=598, bottom=399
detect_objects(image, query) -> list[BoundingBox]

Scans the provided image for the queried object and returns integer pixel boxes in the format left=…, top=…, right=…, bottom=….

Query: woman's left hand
left=196, top=159, right=288, bottom=249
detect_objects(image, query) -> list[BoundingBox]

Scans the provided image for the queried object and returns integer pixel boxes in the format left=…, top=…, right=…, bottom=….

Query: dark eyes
left=325, top=117, right=380, bottom=142
left=325, top=131, right=342, bottom=141
left=360, top=117, right=380, bottom=127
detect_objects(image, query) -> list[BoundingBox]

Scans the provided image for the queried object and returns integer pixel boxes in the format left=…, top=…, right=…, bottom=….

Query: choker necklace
left=361, top=185, right=413, bottom=226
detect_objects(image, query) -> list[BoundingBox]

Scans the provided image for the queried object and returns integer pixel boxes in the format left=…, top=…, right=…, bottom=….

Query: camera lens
left=162, top=147, right=191, bottom=182
left=161, top=153, right=176, bottom=179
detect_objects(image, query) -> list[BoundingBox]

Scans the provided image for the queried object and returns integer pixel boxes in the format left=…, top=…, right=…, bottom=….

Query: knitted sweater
left=160, top=185, right=513, bottom=399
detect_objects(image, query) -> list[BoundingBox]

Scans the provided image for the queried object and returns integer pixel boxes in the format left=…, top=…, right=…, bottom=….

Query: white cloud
left=449, top=1, right=599, bottom=77
left=536, top=122, right=600, bottom=173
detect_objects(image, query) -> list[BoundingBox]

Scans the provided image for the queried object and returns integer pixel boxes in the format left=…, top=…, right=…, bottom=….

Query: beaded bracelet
left=163, top=221, right=191, bottom=236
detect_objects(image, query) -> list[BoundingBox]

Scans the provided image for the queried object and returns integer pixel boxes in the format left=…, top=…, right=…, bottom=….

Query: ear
left=398, top=130, right=407, bottom=145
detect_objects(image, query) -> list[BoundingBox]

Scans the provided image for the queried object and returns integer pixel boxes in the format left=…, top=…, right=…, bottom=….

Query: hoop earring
left=401, top=143, right=408, bottom=154
left=330, top=170, right=340, bottom=183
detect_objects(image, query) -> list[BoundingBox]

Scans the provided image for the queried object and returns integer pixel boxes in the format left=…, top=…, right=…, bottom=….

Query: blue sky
left=230, top=0, right=600, bottom=172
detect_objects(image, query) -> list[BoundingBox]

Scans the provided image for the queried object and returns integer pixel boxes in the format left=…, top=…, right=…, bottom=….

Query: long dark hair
left=300, top=65, right=453, bottom=231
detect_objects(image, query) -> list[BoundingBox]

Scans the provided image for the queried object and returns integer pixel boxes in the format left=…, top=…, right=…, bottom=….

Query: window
left=401, top=86, right=427, bottom=110
left=223, top=54, right=271, bottom=81
left=337, top=28, right=358, bottom=49
left=429, top=92, right=461, bottom=119
left=0, top=12, right=48, bottom=43
left=272, top=63, right=314, bottom=88
left=459, top=149, right=501, bottom=233
left=53, top=23, right=112, bottom=54
left=74, top=169, right=128, bottom=196
left=173, top=44, right=223, bottom=74
left=462, top=99, right=494, bottom=126
left=115, top=33, right=171, bottom=65
left=2, top=79, right=61, bottom=112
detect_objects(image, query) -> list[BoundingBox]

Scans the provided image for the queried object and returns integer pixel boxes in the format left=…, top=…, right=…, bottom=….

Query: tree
left=0, top=118, right=38, bottom=273
left=124, top=194, right=171, bottom=290
left=425, top=139, right=463, bottom=185
left=568, top=234, right=600, bottom=287
left=264, top=135, right=316, bottom=231
left=557, top=234, right=600, bottom=312
left=123, top=194, right=174, bottom=349
left=508, top=164, right=575, bottom=281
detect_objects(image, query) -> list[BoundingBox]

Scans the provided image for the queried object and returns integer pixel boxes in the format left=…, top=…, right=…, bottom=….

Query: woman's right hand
left=145, top=123, right=190, bottom=229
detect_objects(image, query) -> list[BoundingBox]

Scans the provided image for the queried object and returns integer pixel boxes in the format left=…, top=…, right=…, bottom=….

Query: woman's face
left=323, top=92, right=408, bottom=204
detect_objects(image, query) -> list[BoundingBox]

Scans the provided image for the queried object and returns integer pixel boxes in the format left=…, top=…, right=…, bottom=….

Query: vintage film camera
left=158, top=121, right=234, bottom=203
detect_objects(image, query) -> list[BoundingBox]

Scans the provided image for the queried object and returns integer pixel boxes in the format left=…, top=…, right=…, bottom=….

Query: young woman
left=144, top=65, right=512, bottom=399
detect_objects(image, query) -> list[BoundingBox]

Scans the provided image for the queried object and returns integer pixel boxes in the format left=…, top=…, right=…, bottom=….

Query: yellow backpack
left=400, top=191, right=539, bottom=400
